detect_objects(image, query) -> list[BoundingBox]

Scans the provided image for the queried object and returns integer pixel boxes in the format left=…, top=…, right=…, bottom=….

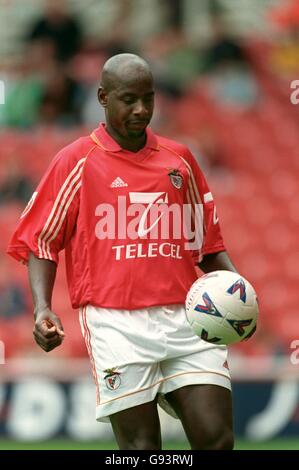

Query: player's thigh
left=80, top=305, right=164, bottom=422
left=165, top=384, right=234, bottom=450
left=110, top=398, right=162, bottom=450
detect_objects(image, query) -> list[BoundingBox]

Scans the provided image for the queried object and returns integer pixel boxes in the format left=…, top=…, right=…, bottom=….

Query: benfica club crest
left=168, top=168, right=183, bottom=189
left=103, top=368, right=121, bottom=390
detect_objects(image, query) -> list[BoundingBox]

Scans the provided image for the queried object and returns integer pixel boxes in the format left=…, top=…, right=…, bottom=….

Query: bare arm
left=28, top=253, right=57, bottom=313
left=198, top=251, right=238, bottom=274
left=28, top=253, right=64, bottom=352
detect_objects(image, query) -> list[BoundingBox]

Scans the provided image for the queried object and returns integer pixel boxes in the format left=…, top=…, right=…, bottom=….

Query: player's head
left=98, top=53, right=154, bottom=140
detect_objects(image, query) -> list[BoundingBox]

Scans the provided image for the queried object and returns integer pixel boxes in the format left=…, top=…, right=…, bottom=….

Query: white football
left=185, top=271, right=258, bottom=345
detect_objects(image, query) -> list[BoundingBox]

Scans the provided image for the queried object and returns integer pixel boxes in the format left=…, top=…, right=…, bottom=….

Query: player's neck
left=106, top=125, right=147, bottom=153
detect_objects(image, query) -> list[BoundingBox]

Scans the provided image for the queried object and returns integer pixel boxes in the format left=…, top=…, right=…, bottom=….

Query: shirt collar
left=90, top=122, right=159, bottom=152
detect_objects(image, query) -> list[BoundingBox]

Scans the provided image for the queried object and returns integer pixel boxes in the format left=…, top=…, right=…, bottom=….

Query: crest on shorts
left=103, top=367, right=121, bottom=390
left=167, top=168, right=183, bottom=189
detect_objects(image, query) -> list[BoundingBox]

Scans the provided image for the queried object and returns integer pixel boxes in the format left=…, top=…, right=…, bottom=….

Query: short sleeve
left=183, top=148, right=225, bottom=263
left=7, top=150, right=84, bottom=265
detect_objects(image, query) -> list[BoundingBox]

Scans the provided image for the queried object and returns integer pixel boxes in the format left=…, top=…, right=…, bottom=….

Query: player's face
left=99, top=75, right=155, bottom=140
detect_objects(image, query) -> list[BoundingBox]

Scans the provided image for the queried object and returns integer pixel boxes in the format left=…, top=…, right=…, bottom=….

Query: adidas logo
left=110, top=177, right=128, bottom=188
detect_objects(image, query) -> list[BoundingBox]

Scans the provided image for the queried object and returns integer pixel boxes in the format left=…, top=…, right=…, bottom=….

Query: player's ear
left=98, top=87, right=108, bottom=108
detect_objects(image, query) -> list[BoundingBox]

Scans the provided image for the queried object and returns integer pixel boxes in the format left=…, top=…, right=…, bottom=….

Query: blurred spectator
left=3, top=40, right=84, bottom=128
left=200, top=0, right=247, bottom=71
left=27, top=0, right=83, bottom=63
left=81, top=82, right=106, bottom=127
left=39, top=62, right=84, bottom=127
left=270, top=0, right=299, bottom=31
left=207, top=63, right=259, bottom=108
left=203, top=15, right=259, bottom=108
left=164, top=0, right=184, bottom=32
left=0, top=158, right=34, bottom=206
left=98, top=0, right=134, bottom=57
left=0, top=255, right=28, bottom=320
left=143, top=29, right=201, bottom=98
left=268, top=0, right=299, bottom=78
left=2, top=57, right=44, bottom=129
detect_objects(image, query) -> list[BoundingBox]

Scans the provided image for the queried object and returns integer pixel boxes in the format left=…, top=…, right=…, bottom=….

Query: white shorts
left=79, top=304, right=231, bottom=423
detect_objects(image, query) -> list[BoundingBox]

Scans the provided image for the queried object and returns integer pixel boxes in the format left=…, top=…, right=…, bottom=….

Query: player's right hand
left=33, top=308, right=65, bottom=352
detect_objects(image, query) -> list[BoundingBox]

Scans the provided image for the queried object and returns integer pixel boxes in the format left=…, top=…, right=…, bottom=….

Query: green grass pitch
left=0, top=439, right=299, bottom=450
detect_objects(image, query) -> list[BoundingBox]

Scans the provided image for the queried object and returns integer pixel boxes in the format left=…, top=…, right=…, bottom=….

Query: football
left=185, top=271, right=258, bottom=345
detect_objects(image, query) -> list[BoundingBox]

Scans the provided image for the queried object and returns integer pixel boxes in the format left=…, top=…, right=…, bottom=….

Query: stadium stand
left=1, top=0, right=298, bottom=359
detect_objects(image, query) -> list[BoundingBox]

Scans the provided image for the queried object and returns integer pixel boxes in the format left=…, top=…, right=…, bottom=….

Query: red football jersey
left=7, top=123, right=225, bottom=310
